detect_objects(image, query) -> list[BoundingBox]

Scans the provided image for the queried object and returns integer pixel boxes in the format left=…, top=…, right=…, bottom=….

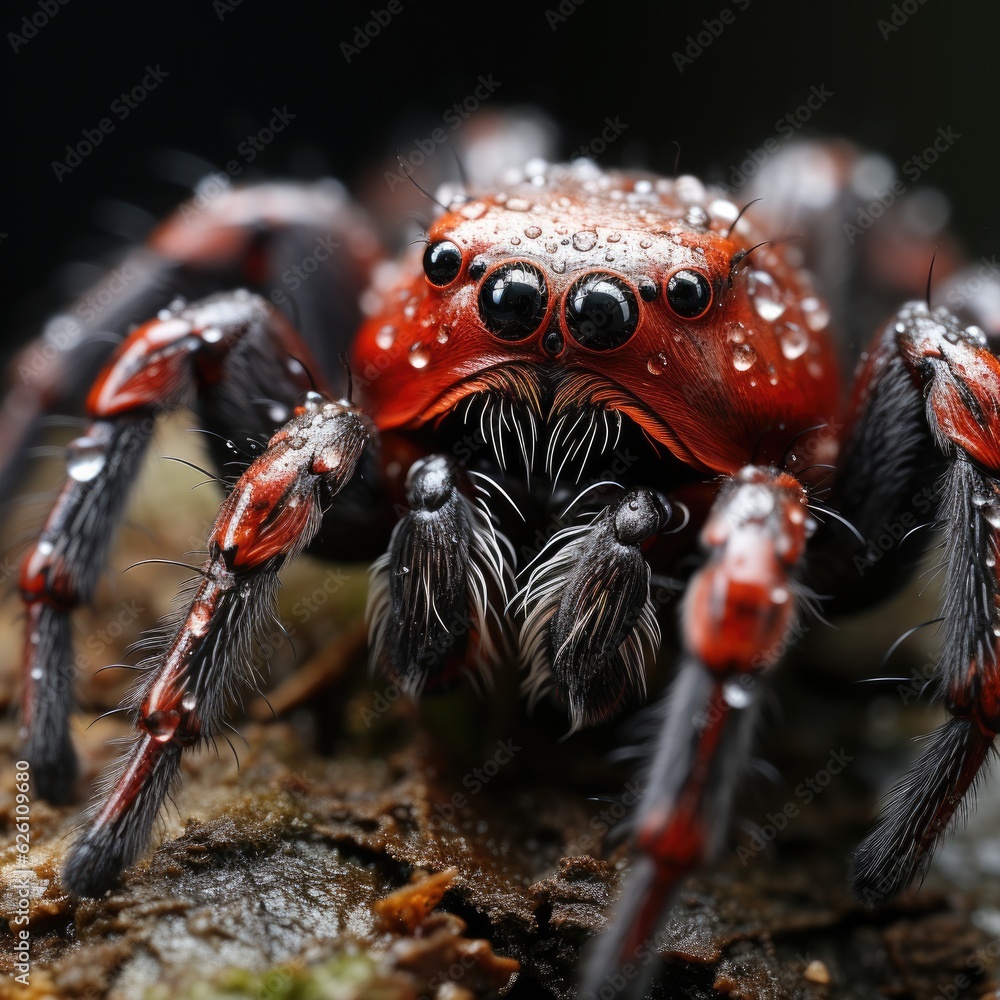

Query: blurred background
left=2, top=0, right=996, bottom=348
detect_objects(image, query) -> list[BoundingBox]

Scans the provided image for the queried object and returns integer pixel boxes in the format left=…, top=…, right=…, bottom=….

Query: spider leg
left=581, top=467, right=812, bottom=999
left=61, top=394, right=371, bottom=896
left=1, top=180, right=378, bottom=503
left=822, top=302, right=1000, bottom=904
left=19, top=292, right=318, bottom=803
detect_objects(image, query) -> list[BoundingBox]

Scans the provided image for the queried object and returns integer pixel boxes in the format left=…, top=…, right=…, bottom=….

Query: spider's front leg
left=580, top=467, right=813, bottom=999
left=816, top=302, right=1000, bottom=905
left=62, top=394, right=371, bottom=896
left=19, top=292, right=318, bottom=802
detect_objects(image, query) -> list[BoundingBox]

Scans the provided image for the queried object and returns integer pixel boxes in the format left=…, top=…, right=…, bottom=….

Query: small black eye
left=565, top=272, right=639, bottom=351
left=423, top=240, right=463, bottom=286
left=665, top=269, right=713, bottom=319
left=478, top=262, right=548, bottom=341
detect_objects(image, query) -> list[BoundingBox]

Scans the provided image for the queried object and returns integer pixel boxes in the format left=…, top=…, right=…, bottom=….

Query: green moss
left=145, top=952, right=410, bottom=1000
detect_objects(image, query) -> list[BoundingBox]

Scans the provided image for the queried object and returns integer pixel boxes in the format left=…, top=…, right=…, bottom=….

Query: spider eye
left=478, top=262, right=548, bottom=340
left=665, top=268, right=713, bottom=319
left=565, top=272, right=639, bottom=351
left=423, top=240, right=463, bottom=286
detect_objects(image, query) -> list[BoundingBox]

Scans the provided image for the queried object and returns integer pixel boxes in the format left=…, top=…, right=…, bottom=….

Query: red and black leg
left=580, top=467, right=812, bottom=998
left=815, top=302, right=1000, bottom=904
left=61, top=393, right=372, bottom=895
left=1, top=181, right=379, bottom=503
left=19, top=292, right=319, bottom=803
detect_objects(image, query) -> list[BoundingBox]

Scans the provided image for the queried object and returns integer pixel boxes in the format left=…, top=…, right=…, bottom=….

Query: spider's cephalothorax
left=10, top=147, right=1000, bottom=999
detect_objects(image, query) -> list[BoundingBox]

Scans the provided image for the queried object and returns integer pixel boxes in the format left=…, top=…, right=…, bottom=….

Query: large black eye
left=478, top=262, right=548, bottom=340
left=423, top=240, right=463, bottom=286
left=565, top=272, right=639, bottom=351
left=665, top=268, right=713, bottom=319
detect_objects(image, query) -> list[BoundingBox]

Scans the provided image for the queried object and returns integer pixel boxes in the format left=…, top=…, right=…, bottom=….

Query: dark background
left=2, top=0, right=996, bottom=349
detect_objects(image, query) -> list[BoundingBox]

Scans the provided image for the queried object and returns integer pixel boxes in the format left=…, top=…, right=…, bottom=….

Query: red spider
left=9, top=133, right=1000, bottom=998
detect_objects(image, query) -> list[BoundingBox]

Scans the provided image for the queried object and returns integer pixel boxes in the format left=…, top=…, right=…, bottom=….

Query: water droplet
left=709, top=198, right=738, bottom=223
left=723, top=680, right=753, bottom=709
left=403, top=302, right=417, bottom=320
left=748, top=271, right=786, bottom=322
left=436, top=328, right=450, bottom=345
left=37, top=540, right=54, bottom=557
left=801, top=296, right=830, bottom=331
left=268, top=403, right=289, bottom=423
left=732, top=344, right=757, bottom=371
left=181, top=693, right=197, bottom=712
left=506, top=198, right=532, bottom=212
left=634, top=179, right=653, bottom=195
left=304, top=391, right=324, bottom=410
left=408, top=343, right=430, bottom=369
left=771, top=586, right=789, bottom=605
left=572, top=231, right=598, bottom=252
left=686, top=206, right=709, bottom=229
left=144, top=709, right=179, bottom=742
left=544, top=241, right=559, bottom=254
left=201, top=327, right=223, bottom=344
left=647, top=352, right=670, bottom=376
left=639, top=238, right=652, bottom=250
left=460, top=201, right=487, bottom=219
left=779, top=323, right=810, bottom=360
left=551, top=260, right=566, bottom=274
left=607, top=232, right=621, bottom=243
left=375, top=324, right=396, bottom=350
left=66, top=436, right=106, bottom=483
left=510, top=236, right=522, bottom=246
left=524, top=225, right=542, bottom=239
left=30, top=667, right=43, bottom=681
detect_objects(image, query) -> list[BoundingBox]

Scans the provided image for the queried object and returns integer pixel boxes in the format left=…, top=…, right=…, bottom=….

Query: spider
left=8, top=131, right=1000, bottom=999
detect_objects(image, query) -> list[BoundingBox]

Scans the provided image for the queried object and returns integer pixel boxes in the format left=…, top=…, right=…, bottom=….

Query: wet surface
left=2, top=420, right=1000, bottom=999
